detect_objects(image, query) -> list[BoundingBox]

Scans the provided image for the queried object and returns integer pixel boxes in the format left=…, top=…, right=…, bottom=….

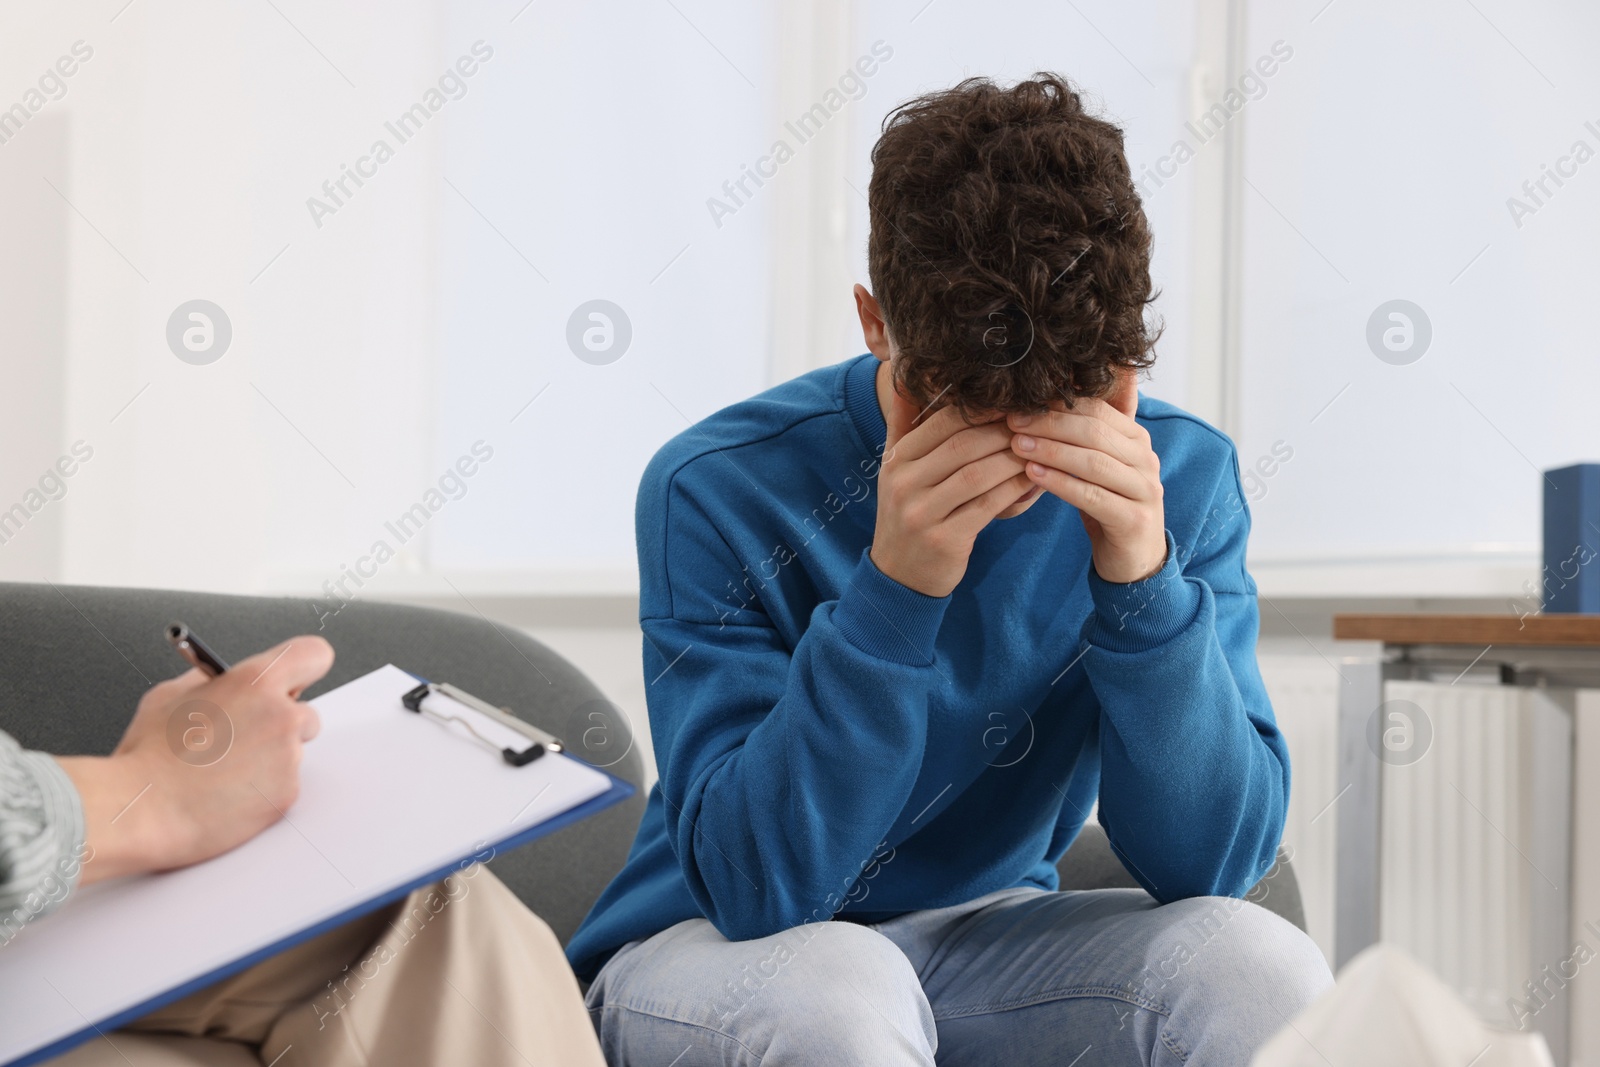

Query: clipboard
left=0, top=665, right=635, bottom=1067
left=401, top=680, right=565, bottom=766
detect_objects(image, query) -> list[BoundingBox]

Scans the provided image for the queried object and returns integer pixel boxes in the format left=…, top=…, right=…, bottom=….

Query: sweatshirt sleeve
left=1081, top=441, right=1289, bottom=903
left=642, top=474, right=950, bottom=943
left=0, top=730, right=86, bottom=933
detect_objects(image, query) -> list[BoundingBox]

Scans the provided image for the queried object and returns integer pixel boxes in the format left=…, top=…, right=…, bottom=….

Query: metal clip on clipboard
left=401, top=681, right=565, bottom=767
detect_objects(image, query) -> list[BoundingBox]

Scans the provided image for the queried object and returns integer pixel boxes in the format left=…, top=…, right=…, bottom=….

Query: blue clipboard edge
left=9, top=770, right=636, bottom=1067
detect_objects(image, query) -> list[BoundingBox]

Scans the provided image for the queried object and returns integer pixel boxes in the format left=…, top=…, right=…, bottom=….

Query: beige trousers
left=48, top=867, right=605, bottom=1067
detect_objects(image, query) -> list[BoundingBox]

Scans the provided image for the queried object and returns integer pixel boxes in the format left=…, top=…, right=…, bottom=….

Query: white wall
left=0, top=2, right=444, bottom=593
left=425, top=0, right=776, bottom=582
left=1237, top=0, right=1600, bottom=584
left=7, top=0, right=1577, bottom=607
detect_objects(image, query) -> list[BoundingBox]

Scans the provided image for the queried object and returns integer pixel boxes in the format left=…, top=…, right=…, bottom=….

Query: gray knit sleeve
left=0, top=730, right=86, bottom=940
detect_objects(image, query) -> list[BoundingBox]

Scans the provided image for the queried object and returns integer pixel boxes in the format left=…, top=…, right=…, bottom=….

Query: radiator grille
left=1378, top=679, right=1536, bottom=1027
left=1258, top=654, right=1573, bottom=1049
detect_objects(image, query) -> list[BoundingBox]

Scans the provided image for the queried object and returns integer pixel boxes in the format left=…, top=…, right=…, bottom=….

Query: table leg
left=1335, top=650, right=1386, bottom=970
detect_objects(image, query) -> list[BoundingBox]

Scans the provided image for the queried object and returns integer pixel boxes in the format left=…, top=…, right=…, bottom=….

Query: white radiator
left=1257, top=651, right=1581, bottom=1054
left=1377, top=680, right=1570, bottom=1031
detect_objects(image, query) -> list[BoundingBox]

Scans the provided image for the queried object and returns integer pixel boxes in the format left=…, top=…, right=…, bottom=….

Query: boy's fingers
left=1011, top=409, right=1141, bottom=466
left=1075, top=396, right=1142, bottom=439
left=888, top=389, right=973, bottom=457
left=949, top=471, right=1035, bottom=534
left=1105, top=367, right=1139, bottom=419
left=884, top=386, right=920, bottom=456
left=1011, top=437, right=1149, bottom=499
left=1025, top=460, right=1135, bottom=527
left=917, top=422, right=1019, bottom=486
left=929, top=450, right=1028, bottom=518
left=889, top=393, right=952, bottom=462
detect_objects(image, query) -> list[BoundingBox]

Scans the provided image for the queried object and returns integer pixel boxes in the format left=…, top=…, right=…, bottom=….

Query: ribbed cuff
left=0, top=746, right=87, bottom=927
left=1085, top=530, right=1202, bottom=653
left=29, top=750, right=86, bottom=884
left=832, top=548, right=951, bottom=666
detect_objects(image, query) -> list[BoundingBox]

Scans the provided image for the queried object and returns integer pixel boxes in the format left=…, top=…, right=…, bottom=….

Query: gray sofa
left=0, top=582, right=1304, bottom=951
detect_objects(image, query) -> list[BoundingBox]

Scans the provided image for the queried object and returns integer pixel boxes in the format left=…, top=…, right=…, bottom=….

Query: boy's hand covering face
left=1006, top=369, right=1168, bottom=584
left=868, top=388, right=1035, bottom=598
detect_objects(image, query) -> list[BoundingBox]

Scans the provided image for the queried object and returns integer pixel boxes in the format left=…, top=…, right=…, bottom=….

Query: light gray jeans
left=585, top=886, right=1332, bottom=1066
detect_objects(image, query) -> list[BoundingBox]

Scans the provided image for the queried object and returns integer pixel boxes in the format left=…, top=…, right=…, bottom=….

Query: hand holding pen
left=57, top=627, right=335, bottom=885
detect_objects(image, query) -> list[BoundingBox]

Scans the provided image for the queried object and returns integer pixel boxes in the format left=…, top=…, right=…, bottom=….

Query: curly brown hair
left=866, top=73, right=1160, bottom=414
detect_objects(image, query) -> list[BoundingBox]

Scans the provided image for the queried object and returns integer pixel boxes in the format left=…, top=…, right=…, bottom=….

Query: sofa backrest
left=0, top=581, right=1308, bottom=940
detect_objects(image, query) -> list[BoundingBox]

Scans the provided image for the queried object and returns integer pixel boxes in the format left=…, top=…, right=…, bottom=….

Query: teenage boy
left=569, top=74, right=1332, bottom=1065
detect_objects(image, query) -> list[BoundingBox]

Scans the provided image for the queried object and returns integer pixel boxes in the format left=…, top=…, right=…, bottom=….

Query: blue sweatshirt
left=566, top=353, right=1289, bottom=980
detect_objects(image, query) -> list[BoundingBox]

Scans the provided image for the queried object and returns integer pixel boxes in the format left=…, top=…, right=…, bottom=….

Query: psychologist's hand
left=58, top=636, right=333, bottom=885
left=1007, top=370, right=1167, bottom=584
left=870, top=388, right=1034, bottom=597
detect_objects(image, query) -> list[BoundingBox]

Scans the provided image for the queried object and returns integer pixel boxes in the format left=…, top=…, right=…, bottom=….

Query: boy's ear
left=853, top=284, right=892, bottom=361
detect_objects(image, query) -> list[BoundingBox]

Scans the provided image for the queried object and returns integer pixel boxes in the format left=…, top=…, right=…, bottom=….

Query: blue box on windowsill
left=1542, top=463, right=1600, bottom=613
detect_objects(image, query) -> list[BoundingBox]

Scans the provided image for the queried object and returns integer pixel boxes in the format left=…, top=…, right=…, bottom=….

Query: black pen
left=166, top=622, right=231, bottom=677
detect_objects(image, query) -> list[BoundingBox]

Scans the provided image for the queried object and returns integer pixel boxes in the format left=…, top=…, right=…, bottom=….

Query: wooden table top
left=1333, top=613, right=1600, bottom=647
